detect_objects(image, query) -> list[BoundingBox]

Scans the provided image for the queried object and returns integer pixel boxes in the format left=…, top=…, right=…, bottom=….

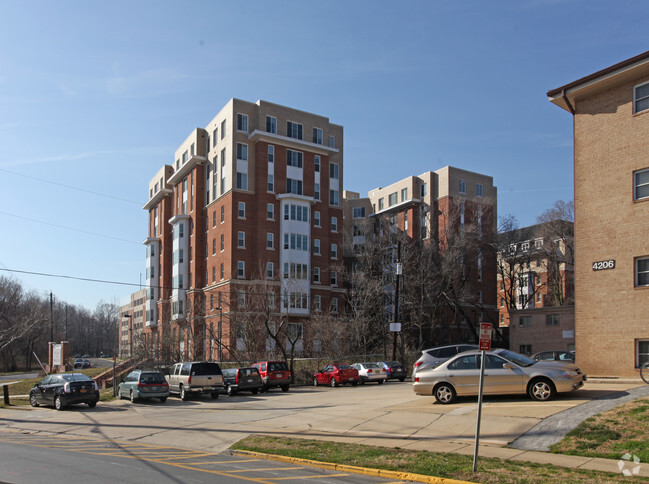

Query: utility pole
left=392, top=241, right=402, bottom=361
left=50, top=292, right=54, bottom=343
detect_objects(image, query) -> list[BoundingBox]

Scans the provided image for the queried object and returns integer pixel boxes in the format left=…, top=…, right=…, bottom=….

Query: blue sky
left=1, top=1, right=646, bottom=310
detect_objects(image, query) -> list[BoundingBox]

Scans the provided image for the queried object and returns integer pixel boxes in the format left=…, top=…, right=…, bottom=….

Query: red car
left=251, top=360, right=291, bottom=392
left=313, top=364, right=360, bottom=387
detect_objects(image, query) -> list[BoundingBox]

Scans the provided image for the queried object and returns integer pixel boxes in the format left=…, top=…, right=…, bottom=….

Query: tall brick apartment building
left=343, top=167, right=498, bottom=345
left=141, top=99, right=344, bottom=361
left=548, top=51, right=649, bottom=376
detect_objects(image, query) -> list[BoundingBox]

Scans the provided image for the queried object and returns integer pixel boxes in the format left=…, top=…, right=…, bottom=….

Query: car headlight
left=561, top=370, right=577, bottom=376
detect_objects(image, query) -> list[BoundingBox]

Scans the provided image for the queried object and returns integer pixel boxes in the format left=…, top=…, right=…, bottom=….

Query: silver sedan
left=413, top=348, right=586, bottom=404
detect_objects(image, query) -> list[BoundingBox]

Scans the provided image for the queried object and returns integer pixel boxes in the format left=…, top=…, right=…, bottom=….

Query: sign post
left=473, top=322, right=492, bottom=472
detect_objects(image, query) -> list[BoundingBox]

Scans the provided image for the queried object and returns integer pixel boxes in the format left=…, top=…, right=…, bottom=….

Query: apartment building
left=497, top=222, right=575, bottom=355
left=548, top=50, right=649, bottom=376
left=142, top=99, right=344, bottom=361
left=118, top=289, right=146, bottom=358
left=343, top=166, right=498, bottom=345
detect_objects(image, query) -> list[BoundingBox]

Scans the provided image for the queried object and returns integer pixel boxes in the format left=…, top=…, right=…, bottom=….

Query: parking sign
left=479, top=323, right=492, bottom=351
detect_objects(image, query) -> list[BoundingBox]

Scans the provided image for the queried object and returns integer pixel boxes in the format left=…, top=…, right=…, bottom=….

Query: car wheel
left=54, top=396, right=64, bottom=411
left=434, top=383, right=456, bottom=404
left=87, top=401, right=97, bottom=408
left=251, top=389, right=259, bottom=395
left=378, top=379, right=384, bottom=385
left=330, top=377, right=337, bottom=388
left=29, top=393, right=39, bottom=407
left=211, top=391, right=220, bottom=399
left=160, top=397, right=167, bottom=403
left=313, top=377, right=318, bottom=387
left=130, top=391, right=137, bottom=403
left=281, top=385, right=289, bottom=392
left=180, top=386, right=188, bottom=401
left=399, top=377, right=405, bottom=382
left=528, top=378, right=556, bottom=401
left=227, top=385, right=235, bottom=397
left=360, top=378, right=365, bottom=385
left=351, top=381, right=358, bottom=387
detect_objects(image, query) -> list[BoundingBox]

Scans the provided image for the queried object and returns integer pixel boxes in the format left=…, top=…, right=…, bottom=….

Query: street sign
left=479, top=323, right=492, bottom=351
left=389, top=323, right=401, bottom=332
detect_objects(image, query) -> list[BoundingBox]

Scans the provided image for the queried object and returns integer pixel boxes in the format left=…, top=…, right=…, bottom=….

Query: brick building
left=118, top=289, right=146, bottom=358
left=141, top=99, right=344, bottom=362
left=548, top=50, right=649, bottom=376
left=343, top=166, right=498, bottom=345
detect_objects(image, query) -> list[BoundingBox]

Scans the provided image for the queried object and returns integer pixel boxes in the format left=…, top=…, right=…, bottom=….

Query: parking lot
left=2, top=379, right=641, bottom=455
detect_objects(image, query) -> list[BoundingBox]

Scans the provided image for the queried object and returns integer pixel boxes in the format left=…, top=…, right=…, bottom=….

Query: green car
left=117, top=370, right=169, bottom=403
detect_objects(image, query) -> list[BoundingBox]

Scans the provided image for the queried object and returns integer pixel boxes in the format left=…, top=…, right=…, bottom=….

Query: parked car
left=412, top=344, right=478, bottom=377
left=413, top=348, right=586, bottom=404
left=117, top=370, right=169, bottom=403
left=222, top=367, right=263, bottom=396
left=165, top=361, right=224, bottom=400
left=73, top=359, right=91, bottom=369
left=74, top=353, right=81, bottom=358
left=351, top=362, right=386, bottom=384
left=82, top=354, right=90, bottom=358
left=251, top=361, right=291, bottom=392
left=531, top=351, right=575, bottom=363
left=313, top=364, right=360, bottom=387
left=377, top=361, right=408, bottom=382
left=29, top=373, right=99, bottom=410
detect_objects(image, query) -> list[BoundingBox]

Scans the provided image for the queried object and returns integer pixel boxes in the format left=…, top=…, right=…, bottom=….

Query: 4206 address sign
left=592, top=260, right=615, bottom=271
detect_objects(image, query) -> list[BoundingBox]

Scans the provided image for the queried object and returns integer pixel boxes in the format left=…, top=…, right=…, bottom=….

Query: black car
left=29, top=373, right=99, bottom=410
left=222, top=367, right=263, bottom=396
left=378, top=361, right=408, bottom=381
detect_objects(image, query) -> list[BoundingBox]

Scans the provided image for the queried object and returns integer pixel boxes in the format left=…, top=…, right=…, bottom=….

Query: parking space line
left=264, top=474, right=351, bottom=480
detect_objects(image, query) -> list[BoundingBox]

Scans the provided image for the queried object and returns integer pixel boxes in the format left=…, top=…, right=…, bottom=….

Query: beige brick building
left=548, top=50, right=649, bottom=376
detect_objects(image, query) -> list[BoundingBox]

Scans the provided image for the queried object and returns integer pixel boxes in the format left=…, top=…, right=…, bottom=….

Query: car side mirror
left=503, top=363, right=515, bottom=370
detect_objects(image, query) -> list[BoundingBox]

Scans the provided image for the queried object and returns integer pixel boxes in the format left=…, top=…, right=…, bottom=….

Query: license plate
left=151, top=386, right=157, bottom=391
left=80, top=388, right=87, bottom=393
left=348, top=378, right=354, bottom=381
left=247, top=379, right=253, bottom=383
left=276, top=373, right=283, bottom=378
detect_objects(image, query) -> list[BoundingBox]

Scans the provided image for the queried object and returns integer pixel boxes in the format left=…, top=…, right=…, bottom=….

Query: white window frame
left=237, top=113, right=248, bottom=132
left=237, top=231, right=246, bottom=248
left=331, top=216, right=338, bottom=232
left=313, top=267, right=320, bottom=283
left=331, top=243, right=338, bottom=260
left=267, top=232, right=274, bottom=249
left=634, top=81, right=649, bottom=114
left=314, top=211, right=321, bottom=227
left=237, top=261, right=245, bottom=278
left=459, top=179, right=466, bottom=194
left=238, top=201, right=245, bottom=219
left=314, top=238, right=321, bottom=255
left=267, top=262, right=274, bottom=279
left=634, top=168, right=649, bottom=201
left=267, top=203, right=274, bottom=220
left=476, top=183, right=483, bottom=197
left=635, top=256, right=649, bottom=287
left=266, top=116, right=277, bottom=134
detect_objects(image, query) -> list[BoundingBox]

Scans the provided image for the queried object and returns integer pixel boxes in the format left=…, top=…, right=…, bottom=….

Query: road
left=0, top=429, right=389, bottom=484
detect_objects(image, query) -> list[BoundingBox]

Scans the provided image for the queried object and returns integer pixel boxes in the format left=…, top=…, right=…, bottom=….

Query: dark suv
left=251, top=361, right=291, bottom=392
left=222, top=367, right=263, bottom=396
left=165, top=361, right=224, bottom=400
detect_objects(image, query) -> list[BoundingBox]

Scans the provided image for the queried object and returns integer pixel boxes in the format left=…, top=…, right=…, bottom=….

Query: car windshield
left=498, top=349, right=536, bottom=367
left=61, top=373, right=93, bottom=382
left=362, top=363, right=380, bottom=369
left=384, top=361, right=400, bottom=366
left=336, top=364, right=353, bottom=370
left=269, top=362, right=288, bottom=371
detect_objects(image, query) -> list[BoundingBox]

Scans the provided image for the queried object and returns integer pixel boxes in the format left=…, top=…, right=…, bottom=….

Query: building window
left=313, top=295, right=321, bottom=312
left=331, top=216, right=338, bottom=232
left=328, top=135, right=335, bottom=148
left=459, top=179, right=466, bottom=194
left=221, top=119, right=226, bottom=139
left=329, top=163, right=339, bottom=180
left=287, top=149, right=303, bottom=168
left=314, top=183, right=320, bottom=200
left=476, top=183, right=483, bottom=197
left=378, top=198, right=384, bottom=211
left=313, top=267, right=320, bottom=283
left=636, top=257, right=649, bottom=286
left=401, top=188, right=407, bottom=202
left=220, top=263, right=224, bottom=280
left=635, top=81, right=649, bottom=114
left=314, top=155, right=320, bottom=172
left=313, top=127, right=323, bottom=144
left=287, top=178, right=303, bottom=195
left=330, top=270, right=338, bottom=286
left=267, top=203, right=274, bottom=220
left=268, top=174, right=274, bottom=192
left=236, top=172, right=248, bottom=190
left=314, top=238, right=321, bottom=255
left=212, top=266, right=216, bottom=283
left=237, top=231, right=245, bottom=248
left=314, top=211, right=321, bottom=227
left=266, top=116, right=277, bottom=134
left=236, top=143, right=248, bottom=161
left=212, top=239, right=216, bottom=255
left=331, top=297, right=338, bottom=312
left=546, top=314, right=560, bottom=326
left=238, top=201, right=245, bottom=218
left=267, top=262, right=274, bottom=279
left=237, top=261, right=245, bottom=278
left=287, top=121, right=303, bottom=140
left=212, top=128, right=218, bottom=146
left=267, top=145, right=274, bottom=164
left=220, top=234, right=224, bottom=251
left=421, top=183, right=427, bottom=197
left=634, top=169, right=649, bottom=200
left=237, top=113, right=248, bottom=132
left=331, top=243, right=338, bottom=259
left=353, top=206, right=365, bottom=218
left=388, top=192, right=398, bottom=206
left=267, top=232, right=274, bottom=249
left=519, top=345, right=532, bottom=355
left=519, top=316, right=532, bottom=327
left=221, top=205, right=225, bottom=223
left=329, top=189, right=339, bottom=206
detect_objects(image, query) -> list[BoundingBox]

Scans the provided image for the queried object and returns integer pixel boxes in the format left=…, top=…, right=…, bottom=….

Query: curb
left=231, top=449, right=473, bottom=484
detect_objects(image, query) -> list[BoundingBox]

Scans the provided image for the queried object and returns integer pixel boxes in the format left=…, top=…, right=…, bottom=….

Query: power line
left=0, top=210, right=141, bottom=245
left=0, top=167, right=143, bottom=205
